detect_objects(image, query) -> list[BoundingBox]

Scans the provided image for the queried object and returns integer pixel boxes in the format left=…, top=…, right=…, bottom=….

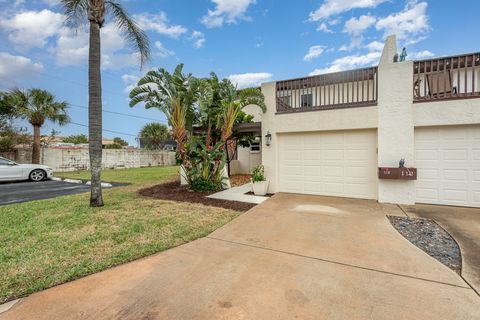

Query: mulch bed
left=387, top=216, right=461, bottom=274
left=138, top=181, right=256, bottom=212
left=229, top=174, right=252, bottom=187
left=245, top=191, right=275, bottom=197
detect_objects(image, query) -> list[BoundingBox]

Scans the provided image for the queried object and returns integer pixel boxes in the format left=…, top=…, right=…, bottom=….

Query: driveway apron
left=1, top=193, right=479, bottom=319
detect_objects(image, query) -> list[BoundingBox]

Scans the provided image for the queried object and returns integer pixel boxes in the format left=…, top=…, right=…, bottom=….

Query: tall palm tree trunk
left=32, top=124, right=41, bottom=164
left=88, top=21, right=104, bottom=207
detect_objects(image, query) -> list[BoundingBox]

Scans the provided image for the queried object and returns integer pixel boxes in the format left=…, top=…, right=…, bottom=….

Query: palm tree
left=60, top=0, right=150, bottom=207
left=139, top=122, right=169, bottom=149
left=9, top=89, right=69, bottom=164
left=129, top=64, right=198, bottom=171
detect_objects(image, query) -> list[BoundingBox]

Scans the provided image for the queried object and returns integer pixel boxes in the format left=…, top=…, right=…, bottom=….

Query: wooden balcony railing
left=276, top=67, right=378, bottom=114
left=413, top=53, right=480, bottom=102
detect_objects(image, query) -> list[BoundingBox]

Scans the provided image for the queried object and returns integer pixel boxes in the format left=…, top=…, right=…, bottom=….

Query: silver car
left=0, top=157, right=54, bottom=182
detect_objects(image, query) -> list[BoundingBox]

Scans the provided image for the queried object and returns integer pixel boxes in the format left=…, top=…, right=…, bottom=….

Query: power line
left=29, top=68, right=130, bottom=98
left=28, top=70, right=169, bottom=124
left=69, top=121, right=138, bottom=137
left=68, top=103, right=168, bottom=123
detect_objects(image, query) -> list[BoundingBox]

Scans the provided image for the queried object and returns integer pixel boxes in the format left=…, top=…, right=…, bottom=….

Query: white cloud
left=102, top=53, right=140, bottom=70
left=122, top=74, right=140, bottom=94
left=317, top=22, right=333, bottom=33
left=55, top=23, right=141, bottom=70
left=0, top=52, right=43, bottom=88
left=304, top=45, right=326, bottom=61
left=338, top=15, right=377, bottom=51
left=344, top=15, right=376, bottom=36
left=411, top=50, right=434, bottom=59
left=309, top=51, right=381, bottom=76
left=190, top=31, right=206, bottom=49
left=134, top=12, right=187, bottom=38
left=0, top=9, right=64, bottom=48
left=365, top=40, right=384, bottom=52
left=339, top=37, right=364, bottom=51
left=310, top=0, right=387, bottom=22
left=55, top=28, right=89, bottom=66
left=154, top=41, right=175, bottom=57
left=201, top=0, right=257, bottom=28
left=227, top=72, right=272, bottom=89
left=0, top=9, right=187, bottom=70
left=375, top=1, right=430, bottom=43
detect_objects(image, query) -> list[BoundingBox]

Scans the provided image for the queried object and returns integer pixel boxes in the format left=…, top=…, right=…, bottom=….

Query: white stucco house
left=231, top=35, right=480, bottom=208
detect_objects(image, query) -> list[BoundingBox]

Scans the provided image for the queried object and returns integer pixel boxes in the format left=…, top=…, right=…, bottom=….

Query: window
left=0, top=158, right=12, bottom=165
left=301, top=93, right=313, bottom=107
left=278, top=95, right=291, bottom=107
left=250, top=138, right=261, bottom=153
left=426, top=72, right=452, bottom=97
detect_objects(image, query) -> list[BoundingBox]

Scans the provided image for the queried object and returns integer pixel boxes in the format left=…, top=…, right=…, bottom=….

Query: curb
left=50, top=177, right=112, bottom=188
left=0, top=299, right=20, bottom=314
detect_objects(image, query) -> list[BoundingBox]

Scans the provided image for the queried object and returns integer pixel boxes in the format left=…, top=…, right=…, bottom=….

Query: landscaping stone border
left=387, top=216, right=462, bottom=274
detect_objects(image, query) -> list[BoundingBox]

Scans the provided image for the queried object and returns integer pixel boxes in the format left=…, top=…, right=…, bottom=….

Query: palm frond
left=8, top=89, right=69, bottom=126
left=60, top=0, right=89, bottom=29
left=105, top=1, right=150, bottom=68
left=238, top=87, right=267, bottom=112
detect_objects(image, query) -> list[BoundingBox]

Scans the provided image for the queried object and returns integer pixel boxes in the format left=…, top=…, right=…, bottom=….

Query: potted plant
left=251, top=165, right=269, bottom=196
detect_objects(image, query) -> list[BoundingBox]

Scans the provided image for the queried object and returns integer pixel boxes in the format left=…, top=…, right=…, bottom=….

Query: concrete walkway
left=1, top=194, right=479, bottom=319
left=207, top=183, right=269, bottom=204
left=401, top=203, right=480, bottom=295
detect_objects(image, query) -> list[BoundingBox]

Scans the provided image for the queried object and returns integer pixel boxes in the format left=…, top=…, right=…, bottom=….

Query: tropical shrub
left=130, top=65, right=266, bottom=192
left=251, top=165, right=266, bottom=182
left=63, top=134, right=88, bottom=144
left=0, top=125, right=28, bottom=153
left=185, top=137, right=225, bottom=191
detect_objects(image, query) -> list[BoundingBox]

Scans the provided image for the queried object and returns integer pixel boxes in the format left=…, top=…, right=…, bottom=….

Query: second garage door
left=415, top=125, right=480, bottom=208
left=278, top=130, right=378, bottom=199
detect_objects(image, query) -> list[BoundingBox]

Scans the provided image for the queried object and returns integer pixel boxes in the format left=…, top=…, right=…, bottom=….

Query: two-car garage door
left=415, top=126, right=480, bottom=208
left=278, top=130, right=378, bottom=199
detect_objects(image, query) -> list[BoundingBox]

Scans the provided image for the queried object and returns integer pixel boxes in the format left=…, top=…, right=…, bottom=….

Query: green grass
left=0, top=166, right=240, bottom=304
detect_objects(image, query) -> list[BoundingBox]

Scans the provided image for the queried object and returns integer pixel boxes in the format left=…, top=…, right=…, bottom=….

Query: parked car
left=0, top=157, right=53, bottom=182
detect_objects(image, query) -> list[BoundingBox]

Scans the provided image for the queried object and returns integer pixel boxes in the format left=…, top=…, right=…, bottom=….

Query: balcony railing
left=275, top=67, right=378, bottom=114
left=413, top=53, right=480, bottom=102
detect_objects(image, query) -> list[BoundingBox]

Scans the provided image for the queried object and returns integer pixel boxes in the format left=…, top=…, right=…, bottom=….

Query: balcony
left=413, top=53, right=480, bottom=102
left=275, top=67, right=378, bottom=114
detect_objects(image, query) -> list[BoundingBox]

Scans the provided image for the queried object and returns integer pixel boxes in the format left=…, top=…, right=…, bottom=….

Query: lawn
left=0, top=166, right=241, bottom=304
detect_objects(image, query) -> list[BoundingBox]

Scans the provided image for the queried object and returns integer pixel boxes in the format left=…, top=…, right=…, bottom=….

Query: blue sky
left=1, top=0, right=479, bottom=145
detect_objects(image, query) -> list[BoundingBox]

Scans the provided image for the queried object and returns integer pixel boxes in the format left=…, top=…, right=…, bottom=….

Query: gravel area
left=139, top=181, right=256, bottom=212
left=388, top=216, right=461, bottom=274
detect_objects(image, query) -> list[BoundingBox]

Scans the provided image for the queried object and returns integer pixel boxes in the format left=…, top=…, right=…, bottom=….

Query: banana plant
left=129, top=64, right=199, bottom=172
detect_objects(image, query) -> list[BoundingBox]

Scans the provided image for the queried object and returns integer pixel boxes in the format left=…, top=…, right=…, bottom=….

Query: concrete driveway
left=1, top=193, right=479, bottom=319
left=401, top=204, right=480, bottom=294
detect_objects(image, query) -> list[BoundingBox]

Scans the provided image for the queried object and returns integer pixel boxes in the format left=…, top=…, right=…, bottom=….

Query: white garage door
left=278, top=130, right=378, bottom=199
left=415, top=126, right=480, bottom=208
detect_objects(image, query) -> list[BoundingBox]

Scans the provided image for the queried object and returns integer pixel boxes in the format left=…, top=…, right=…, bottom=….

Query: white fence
left=12, top=147, right=176, bottom=172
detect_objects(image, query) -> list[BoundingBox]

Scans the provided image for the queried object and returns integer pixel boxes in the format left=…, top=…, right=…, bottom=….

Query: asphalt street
left=0, top=180, right=92, bottom=206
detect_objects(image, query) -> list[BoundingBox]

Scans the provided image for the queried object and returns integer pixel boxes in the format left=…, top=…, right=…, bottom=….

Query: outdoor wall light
left=265, top=131, right=272, bottom=146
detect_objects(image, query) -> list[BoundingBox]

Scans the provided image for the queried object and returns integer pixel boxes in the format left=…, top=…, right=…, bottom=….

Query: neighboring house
left=162, top=139, right=177, bottom=151
left=235, top=35, right=480, bottom=208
